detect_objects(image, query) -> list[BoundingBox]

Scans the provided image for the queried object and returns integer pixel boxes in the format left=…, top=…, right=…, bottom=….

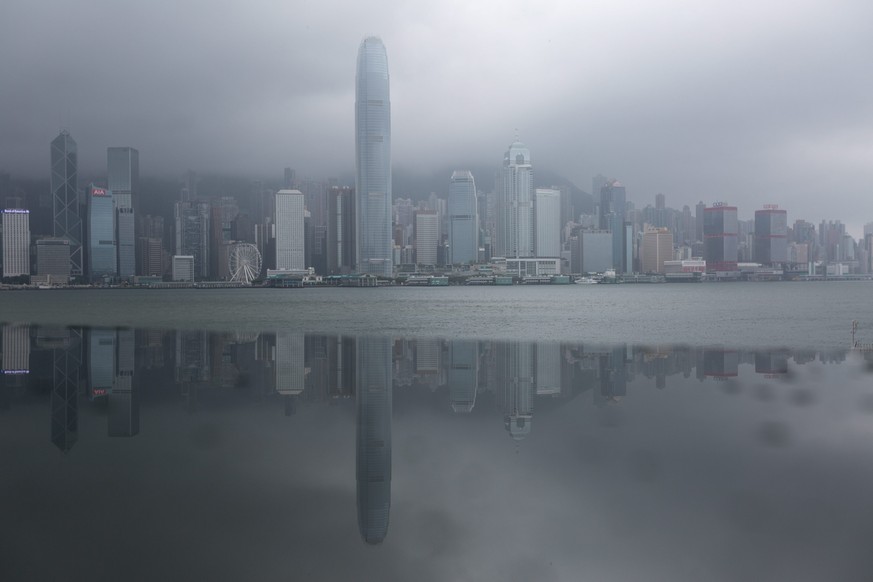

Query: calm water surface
left=1, top=281, right=870, bottom=347
left=2, top=322, right=873, bottom=581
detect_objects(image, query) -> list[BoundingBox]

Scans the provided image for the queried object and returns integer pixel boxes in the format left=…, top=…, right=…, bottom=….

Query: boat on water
left=575, top=276, right=599, bottom=285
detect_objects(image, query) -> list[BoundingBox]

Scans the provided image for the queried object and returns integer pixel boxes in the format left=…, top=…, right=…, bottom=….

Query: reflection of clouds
left=757, top=421, right=791, bottom=448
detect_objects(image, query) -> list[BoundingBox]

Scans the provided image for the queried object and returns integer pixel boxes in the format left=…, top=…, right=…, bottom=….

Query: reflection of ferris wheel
left=228, top=243, right=262, bottom=284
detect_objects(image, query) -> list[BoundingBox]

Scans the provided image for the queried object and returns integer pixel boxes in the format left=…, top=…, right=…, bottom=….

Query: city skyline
left=1, top=0, right=871, bottom=234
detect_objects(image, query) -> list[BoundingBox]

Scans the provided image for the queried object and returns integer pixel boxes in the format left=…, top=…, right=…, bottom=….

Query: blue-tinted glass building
left=355, top=37, right=392, bottom=277
left=88, top=185, right=117, bottom=280
left=448, top=170, right=478, bottom=265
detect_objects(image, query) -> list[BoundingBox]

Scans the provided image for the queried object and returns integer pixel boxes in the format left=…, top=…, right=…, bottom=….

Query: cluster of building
left=3, top=36, right=872, bottom=286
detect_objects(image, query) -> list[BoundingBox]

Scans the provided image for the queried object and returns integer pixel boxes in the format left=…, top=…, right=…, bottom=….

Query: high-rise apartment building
left=88, top=186, right=116, bottom=280
left=2, top=209, right=30, bottom=277
left=534, top=188, right=561, bottom=258
left=414, top=210, right=439, bottom=267
left=704, top=204, right=738, bottom=271
left=496, top=141, right=534, bottom=258
left=275, top=189, right=305, bottom=271
left=448, top=171, right=478, bottom=265
left=355, top=37, right=392, bottom=277
left=107, top=147, right=139, bottom=277
left=754, top=206, right=788, bottom=265
left=641, top=227, right=674, bottom=274
left=51, top=131, right=82, bottom=277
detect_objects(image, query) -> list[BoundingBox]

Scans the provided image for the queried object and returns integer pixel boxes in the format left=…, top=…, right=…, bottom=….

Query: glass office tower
left=355, top=37, right=392, bottom=277
left=51, top=131, right=82, bottom=276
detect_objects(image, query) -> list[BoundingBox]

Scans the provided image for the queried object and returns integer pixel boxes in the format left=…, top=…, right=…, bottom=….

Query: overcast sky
left=2, top=0, right=872, bottom=231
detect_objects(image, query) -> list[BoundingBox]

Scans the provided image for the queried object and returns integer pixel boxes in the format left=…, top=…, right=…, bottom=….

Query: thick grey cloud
left=1, top=0, right=872, bottom=231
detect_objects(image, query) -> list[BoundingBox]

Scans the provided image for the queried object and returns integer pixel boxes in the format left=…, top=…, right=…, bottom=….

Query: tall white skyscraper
left=2, top=209, right=30, bottom=277
left=496, top=140, right=534, bottom=258
left=355, top=37, right=392, bottom=277
left=534, top=188, right=561, bottom=258
left=448, top=170, right=478, bottom=265
left=275, top=189, right=305, bottom=271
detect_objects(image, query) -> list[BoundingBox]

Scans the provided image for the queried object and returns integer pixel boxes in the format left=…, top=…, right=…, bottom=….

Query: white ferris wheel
left=228, top=243, right=262, bottom=285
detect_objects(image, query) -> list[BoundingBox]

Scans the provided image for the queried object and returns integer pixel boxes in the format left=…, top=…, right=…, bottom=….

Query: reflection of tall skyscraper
left=51, top=329, right=82, bottom=453
left=51, top=130, right=82, bottom=276
left=497, top=342, right=534, bottom=439
left=109, top=329, right=138, bottom=437
left=275, top=332, right=305, bottom=413
left=89, top=328, right=116, bottom=397
left=449, top=340, right=478, bottom=413
left=356, top=336, right=392, bottom=544
left=355, top=37, right=393, bottom=277
left=702, top=348, right=739, bottom=378
left=496, top=141, right=534, bottom=258
left=535, top=343, right=562, bottom=396
left=175, top=330, right=211, bottom=383
left=1, top=324, right=31, bottom=375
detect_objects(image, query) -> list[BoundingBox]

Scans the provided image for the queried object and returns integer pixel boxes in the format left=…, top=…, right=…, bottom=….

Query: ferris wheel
left=228, top=243, right=262, bottom=285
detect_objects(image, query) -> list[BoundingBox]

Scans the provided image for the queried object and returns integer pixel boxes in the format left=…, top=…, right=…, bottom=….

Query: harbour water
left=2, top=285, right=873, bottom=580
left=0, top=281, right=870, bottom=348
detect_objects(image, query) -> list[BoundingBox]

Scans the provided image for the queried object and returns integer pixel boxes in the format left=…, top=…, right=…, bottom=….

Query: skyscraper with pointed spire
left=51, top=130, right=82, bottom=277
left=355, top=37, right=392, bottom=277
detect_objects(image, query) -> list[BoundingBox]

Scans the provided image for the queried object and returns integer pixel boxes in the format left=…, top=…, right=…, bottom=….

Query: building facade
left=327, top=186, right=356, bottom=274
left=175, top=200, right=210, bottom=280
left=107, top=147, right=139, bottom=276
left=275, top=189, right=305, bottom=271
left=703, top=204, right=739, bottom=271
left=172, top=255, right=194, bottom=282
left=355, top=37, right=393, bottom=277
left=2, top=209, right=30, bottom=277
left=496, top=141, right=534, bottom=258
left=641, top=228, right=673, bottom=274
left=598, top=180, right=626, bottom=230
left=754, top=206, right=788, bottom=265
left=414, top=210, right=439, bottom=267
left=448, top=170, right=478, bottom=265
left=36, top=238, right=71, bottom=283
left=534, top=188, right=561, bottom=258
left=88, top=186, right=116, bottom=280
left=51, top=131, right=82, bottom=277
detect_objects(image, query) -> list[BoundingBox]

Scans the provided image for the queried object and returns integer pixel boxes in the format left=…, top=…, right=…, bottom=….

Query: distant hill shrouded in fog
left=3, top=166, right=593, bottom=239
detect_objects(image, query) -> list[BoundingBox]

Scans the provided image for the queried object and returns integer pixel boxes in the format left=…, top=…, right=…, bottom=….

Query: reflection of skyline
left=0, top=322, right=860, bottom=455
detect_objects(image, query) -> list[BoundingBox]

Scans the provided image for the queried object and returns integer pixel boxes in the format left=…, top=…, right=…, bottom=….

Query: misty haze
left=2, top=1, right=873, bottom=581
